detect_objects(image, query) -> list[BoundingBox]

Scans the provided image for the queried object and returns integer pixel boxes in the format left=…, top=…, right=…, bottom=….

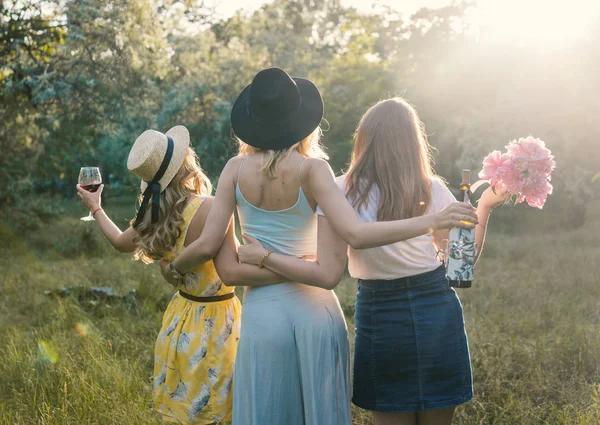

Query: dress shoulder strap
left=298, top=157, right=308, bottom=188
left=236, top=157, right=246, bottom=186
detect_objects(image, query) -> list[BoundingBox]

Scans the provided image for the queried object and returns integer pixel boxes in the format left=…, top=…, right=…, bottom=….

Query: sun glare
left=345, top=0, right=599, bottom=43
left=473, top=0, right=600, bottom=42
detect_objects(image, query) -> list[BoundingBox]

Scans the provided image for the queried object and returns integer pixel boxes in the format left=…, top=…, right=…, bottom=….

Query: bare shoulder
left=217, top=156, right=244, bottom=184
left=225, top=155, right=244, bottom=168
left=303, top=157, right=334, bottom=176
left=223, top=156, right=245, bottom=175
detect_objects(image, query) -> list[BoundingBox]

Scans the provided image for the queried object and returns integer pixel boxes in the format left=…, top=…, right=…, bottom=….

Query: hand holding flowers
left=479, top=136, right=555, bottom=208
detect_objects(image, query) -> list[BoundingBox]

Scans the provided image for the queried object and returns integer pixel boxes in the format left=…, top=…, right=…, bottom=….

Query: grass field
left=1, top=196, right=599, bottom=424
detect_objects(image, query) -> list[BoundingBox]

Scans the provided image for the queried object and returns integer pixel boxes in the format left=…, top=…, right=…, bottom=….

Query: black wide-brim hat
left=231, top=67, right=324, bottom=150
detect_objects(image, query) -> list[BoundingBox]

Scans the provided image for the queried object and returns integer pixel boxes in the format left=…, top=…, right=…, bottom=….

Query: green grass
left=1, top=197, right=599, bottom=424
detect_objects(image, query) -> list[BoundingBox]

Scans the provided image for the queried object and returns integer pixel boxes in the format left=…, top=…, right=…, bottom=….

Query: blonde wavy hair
left=237, top=127, right=328, bottom=177
left=131, top=148, right=212, bottom=264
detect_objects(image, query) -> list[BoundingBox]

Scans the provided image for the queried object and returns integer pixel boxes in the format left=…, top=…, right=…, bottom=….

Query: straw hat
left=127, top=125, right=190, bottom=193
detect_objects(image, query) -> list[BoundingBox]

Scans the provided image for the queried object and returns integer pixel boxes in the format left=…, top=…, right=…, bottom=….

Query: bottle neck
left=460, top=183, right=471, bottom=203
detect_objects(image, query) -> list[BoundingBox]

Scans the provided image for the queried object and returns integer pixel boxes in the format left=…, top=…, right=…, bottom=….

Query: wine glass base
left=80, top=216, right=95, bottom=221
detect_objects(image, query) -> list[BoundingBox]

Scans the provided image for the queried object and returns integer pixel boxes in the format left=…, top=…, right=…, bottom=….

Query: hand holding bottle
left=434, top=202, right=478, bottom=230
left=446, top=169, right=476, bottom=288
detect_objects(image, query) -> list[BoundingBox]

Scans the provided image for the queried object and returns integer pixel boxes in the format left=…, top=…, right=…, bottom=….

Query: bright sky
left=211, top=0, right=600, bottom=42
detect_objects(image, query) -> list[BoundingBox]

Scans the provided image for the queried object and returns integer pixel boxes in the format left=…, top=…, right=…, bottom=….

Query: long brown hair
left=131, top=148, right=212, bottom=264
left=237, top=127, right=327, bottom=178
left=345, top=97, right=435, bottom=221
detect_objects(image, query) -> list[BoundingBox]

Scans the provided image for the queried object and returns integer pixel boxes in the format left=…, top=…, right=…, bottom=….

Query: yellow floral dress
left=154, top=196, right=242, bottom=424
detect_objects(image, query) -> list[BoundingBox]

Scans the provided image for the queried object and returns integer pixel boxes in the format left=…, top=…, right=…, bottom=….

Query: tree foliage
left=1, top=0, right=598, bottom=227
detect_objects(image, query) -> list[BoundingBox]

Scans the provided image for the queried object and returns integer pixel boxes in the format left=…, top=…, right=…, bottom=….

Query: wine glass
left=78, top=167, right=102, bottom=221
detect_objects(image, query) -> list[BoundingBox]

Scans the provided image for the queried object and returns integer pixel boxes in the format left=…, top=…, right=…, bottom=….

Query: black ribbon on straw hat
left=133, top=136, right=174, bottom=227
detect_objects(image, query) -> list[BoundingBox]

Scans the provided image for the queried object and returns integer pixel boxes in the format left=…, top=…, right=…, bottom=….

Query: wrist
left=430, top=212, right=442, bottom=231
left=477, top=206, right=492, bottom=227
left=258, top=250, right=273, bottom=268
left=477, top=204, right=492, bottom=217
left=168, top=262, right=184, bottom=284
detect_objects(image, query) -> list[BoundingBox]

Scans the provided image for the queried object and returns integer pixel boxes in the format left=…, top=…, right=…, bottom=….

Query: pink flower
left=479, top=136, right=555, bottom=209
left=522, top=178, right=553, bottom=209
left=501, top=160, right=525, bottom=194
left=508, top=136, right=552, bottom=160
left=479, top=150, right=510, bottom=188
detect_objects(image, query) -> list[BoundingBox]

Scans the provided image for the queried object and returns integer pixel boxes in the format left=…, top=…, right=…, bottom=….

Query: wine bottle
left=446, top=169, right=476, bottom=288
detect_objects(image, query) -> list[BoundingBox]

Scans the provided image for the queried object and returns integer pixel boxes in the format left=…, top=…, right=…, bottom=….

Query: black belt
left=178, top=290, right=235, bottom=303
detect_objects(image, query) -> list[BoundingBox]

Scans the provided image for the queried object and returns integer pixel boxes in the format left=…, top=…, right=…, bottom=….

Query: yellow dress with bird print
left=154, top=196, right=241, bottom=424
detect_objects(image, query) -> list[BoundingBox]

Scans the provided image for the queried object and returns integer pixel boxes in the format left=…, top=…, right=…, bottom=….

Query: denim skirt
left=352, top=265, right=473, bottom=412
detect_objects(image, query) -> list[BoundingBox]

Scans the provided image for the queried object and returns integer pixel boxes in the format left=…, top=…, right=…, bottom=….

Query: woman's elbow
left=318, top=270, right=343, bottom=290
left=194, top=243, right=217, bottom=261
left=216, top=267, right=241, bottom=287
left=349, top=241, right=368, bottom=250
left=319, top=279, right=338, bottom=290
left=344, top=230, right=358, bottom=249
left=344, top=229, right=368, bottom=250
left=348, top=239, right=369, bottom=250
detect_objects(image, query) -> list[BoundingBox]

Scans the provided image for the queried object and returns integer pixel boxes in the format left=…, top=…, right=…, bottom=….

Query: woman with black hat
left=236, top=97, right=510, bottom=425
left=161, top=68, right=478, bottom=424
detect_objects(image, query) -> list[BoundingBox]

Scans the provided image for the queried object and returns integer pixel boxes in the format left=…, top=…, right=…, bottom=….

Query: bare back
left=236, top=152, right=318, bottom=212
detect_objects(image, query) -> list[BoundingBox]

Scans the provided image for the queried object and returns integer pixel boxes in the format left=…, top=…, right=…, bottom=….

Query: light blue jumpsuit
left=232, top=165, right=351, bottom=425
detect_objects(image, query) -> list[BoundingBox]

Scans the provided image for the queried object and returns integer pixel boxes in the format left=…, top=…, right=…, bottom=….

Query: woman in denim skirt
left=239, top=97, right=508, bottom=425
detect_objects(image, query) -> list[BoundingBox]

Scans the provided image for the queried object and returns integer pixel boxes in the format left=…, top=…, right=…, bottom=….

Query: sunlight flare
left=37, top=340, right=59, bottom=364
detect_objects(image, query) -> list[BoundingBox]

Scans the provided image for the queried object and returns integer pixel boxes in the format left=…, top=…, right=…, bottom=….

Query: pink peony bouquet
left=479, top=136, right=556, bottom=208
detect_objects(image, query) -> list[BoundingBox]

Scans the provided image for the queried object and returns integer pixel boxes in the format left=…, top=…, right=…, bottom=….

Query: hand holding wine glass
left=77, top=167, right=103, bottom=221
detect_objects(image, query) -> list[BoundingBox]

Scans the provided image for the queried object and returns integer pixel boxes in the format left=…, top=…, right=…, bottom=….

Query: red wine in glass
left=82, top=183, right=101, bottom=193
left=78, top=167, right=102, bottom=221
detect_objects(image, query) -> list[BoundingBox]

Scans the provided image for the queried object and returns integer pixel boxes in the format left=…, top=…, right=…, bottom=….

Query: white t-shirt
left=316, top=175, right=456, bottom=280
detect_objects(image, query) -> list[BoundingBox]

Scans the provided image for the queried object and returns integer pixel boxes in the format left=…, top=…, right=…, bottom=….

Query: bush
left=2, top=193, right=69, bottom=233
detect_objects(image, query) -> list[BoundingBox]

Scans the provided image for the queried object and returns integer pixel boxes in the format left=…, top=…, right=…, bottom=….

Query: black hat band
left=133, top=135, right=174, bottom=227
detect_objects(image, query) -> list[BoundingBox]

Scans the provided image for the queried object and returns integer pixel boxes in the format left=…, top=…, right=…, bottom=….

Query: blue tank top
left=235, top=159, right=317, bottom=258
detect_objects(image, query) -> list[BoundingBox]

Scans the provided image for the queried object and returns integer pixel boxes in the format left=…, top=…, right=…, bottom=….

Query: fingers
left=456, top=213, right=478, bottom=224
left=455, top=220, right=476, bottom=229
left=76, top=184, right=85, bottom=194
left=453, top=201, right=476, bottom=212
left=97, top=184, right=105, bottom=194
left=465, top=211, right=479, bottom=223
left=449, top=208, right=477, bottom=224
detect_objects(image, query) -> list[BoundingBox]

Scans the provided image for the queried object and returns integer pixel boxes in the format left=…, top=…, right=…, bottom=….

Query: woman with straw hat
left=160, top=68, right=478, bottom=424
left=76, top=126, right=286, bottom=424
